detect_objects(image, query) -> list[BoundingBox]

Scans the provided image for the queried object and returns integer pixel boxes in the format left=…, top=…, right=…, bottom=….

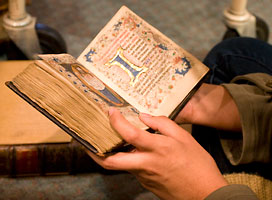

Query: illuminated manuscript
left=7, top=6, right=209, bottom=155
left=78, top=6, right=209, bottom=116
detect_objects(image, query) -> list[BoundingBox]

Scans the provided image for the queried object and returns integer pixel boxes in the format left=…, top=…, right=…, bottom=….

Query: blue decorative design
left=157, top=43, right=168, bottom=51
left=85, top=49, right=97, bottom=63
left=105, top=48, right=147, bottom=86
left=114, top=55, right=142, bottom=80
left=181, top=57, right=192, bottom=68
left=114, top=21, right=122, bottom=31
left=53, top=57, right=60, bottom=63
left=175, top=57, right=192, bottom=76
left=100, top=88, right=123, bottom=105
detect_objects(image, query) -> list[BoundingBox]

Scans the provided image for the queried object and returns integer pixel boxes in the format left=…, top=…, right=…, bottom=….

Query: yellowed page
left=0, top=61, right=71, bottom=145
left=78, top=6, right=209, bottom=116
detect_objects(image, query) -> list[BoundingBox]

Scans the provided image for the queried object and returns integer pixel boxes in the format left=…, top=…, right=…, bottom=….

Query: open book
left=6, top=6, right=209, bottom=156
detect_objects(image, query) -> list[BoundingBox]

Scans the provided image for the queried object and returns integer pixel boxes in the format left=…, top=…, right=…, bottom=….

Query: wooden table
left=0, top=60, right=71, bottom=145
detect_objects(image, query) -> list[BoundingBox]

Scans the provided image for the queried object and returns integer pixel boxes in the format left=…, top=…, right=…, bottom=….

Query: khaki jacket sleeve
left=205, top=185, right=258, bottom=200
left=221, top=73, right=272, bottom=165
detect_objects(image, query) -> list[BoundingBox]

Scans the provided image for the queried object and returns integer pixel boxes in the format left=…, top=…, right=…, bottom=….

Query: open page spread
left=78, top=6, right=209, bottom=116
left=39, top=54, right=147, bottom=130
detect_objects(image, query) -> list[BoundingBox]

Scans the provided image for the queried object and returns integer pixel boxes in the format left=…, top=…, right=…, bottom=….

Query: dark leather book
left=0, top=140, right=102, bottom=177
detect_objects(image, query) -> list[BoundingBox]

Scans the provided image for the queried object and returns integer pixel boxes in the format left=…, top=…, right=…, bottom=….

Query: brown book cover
left=0, top=140, right=102, bottom=177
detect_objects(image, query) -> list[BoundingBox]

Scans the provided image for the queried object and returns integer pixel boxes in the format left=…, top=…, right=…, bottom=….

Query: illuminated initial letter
left=105, top=48, right=148, bottom=86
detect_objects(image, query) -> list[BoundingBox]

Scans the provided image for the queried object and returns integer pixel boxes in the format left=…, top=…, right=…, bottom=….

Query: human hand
left=87, top=107, right=227, bottom=200
left=175, top=83, right=241, bottom=131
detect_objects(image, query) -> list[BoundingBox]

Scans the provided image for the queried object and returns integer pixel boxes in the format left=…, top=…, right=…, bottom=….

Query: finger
left=139, top=113, right=189, bottom=140
left=87, top=150, right=145, bottom=171
left=109, top=107, right=157, bottom=150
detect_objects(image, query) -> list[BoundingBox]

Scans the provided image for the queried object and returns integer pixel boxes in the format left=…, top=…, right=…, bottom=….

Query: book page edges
left=13, top=61, right=115, bottom=155
left=5, top=81, right=99, bottom=154
left=34, top=60, right=109, bottom=121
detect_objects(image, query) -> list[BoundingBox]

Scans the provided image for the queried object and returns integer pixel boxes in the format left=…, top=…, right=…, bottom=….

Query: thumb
left=109, top=107, right=156, bottom=150
left=139, top=113, right=189, bottom=140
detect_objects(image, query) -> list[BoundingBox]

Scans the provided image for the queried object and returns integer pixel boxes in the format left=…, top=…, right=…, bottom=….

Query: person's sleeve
left=205, top=184, right=258, bottom=200
left=220, top=73, right=272, bottom=165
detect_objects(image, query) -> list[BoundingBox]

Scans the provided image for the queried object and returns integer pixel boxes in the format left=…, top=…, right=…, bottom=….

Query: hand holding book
left=87, top=107, right=228, bottom=200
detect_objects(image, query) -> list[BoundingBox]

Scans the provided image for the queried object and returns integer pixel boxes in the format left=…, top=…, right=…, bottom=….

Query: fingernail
left=140, top=113, right=152, bottom=118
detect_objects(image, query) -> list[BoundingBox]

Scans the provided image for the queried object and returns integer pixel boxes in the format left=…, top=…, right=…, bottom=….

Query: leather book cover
left=0, top=141, right=101, bottom=177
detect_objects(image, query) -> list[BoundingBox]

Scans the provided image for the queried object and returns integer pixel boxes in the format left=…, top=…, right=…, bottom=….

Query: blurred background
left=0, top=0, right=271, bottom=199
left=1, top=0, right=272, bottom=61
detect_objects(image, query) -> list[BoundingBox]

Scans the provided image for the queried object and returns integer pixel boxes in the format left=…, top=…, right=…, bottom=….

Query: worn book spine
left=0, top=141, right=101, bottom=177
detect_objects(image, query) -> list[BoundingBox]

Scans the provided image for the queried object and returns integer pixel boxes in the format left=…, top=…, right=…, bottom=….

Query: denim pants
left=192, top=37, right=272, bottom=179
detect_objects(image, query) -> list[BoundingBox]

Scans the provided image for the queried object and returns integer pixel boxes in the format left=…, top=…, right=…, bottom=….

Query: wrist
left=175, top=83, right=208, bottom=124
left=175, top=83, right=241, bottom=131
